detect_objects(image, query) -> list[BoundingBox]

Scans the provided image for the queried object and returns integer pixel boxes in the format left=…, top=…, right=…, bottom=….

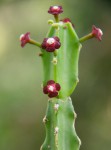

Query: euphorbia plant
left=20, top=5, right=103, bottom=150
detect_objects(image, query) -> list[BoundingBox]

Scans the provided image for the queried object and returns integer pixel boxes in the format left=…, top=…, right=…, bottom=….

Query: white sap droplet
left=54, top=104, right=59, bottom=111
left=54, top=127, right=59, bottom=134
left=43, top=116, right=47, bottom=123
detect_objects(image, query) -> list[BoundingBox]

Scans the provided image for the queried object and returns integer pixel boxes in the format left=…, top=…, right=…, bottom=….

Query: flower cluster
left=20, top=5, right=103, bottom=99
left=92, top=25, right=103, bottom=41
left=20, top=32, right=30, bottom=47
left=43, top=80, right=61, bottom=98
left=48, top=6, right=63, bottom=15
left=41, top=37, right=61, bottom=52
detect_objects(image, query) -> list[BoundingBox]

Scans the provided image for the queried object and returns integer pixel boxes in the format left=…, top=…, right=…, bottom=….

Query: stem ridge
left=41, top=97, right=81, bottom=150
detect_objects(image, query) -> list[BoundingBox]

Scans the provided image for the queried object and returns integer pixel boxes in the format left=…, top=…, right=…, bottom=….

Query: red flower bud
left=61, top=18, right=75, bottom=28
left=48, top=6, right=63, bottom=15
left=41, top=37, right=61, bottom=52
left=43, top=80, right=61, bottom=98
left=92, top=25, right=103, bottom=41
left=20, top=32, right=30, bottom=47
left=61, top=18, right=71, bottom=23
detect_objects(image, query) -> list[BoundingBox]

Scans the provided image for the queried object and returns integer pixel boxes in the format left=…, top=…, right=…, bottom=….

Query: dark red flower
left=43, top=80, right=61, bottom=98
left=92, top=25, right=103, bottom=41
left=41, top=37, right=61, bottom=52
left=20, top=32, right=30, bottom=47
left=48, top=6, right=63, bottom=15
left=61, top=18, right=74, bottom=27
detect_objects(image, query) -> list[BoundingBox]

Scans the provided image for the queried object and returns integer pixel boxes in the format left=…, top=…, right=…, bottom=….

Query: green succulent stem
left=41, top=22, right=82, bottom=150
left=41, top=97, right=81, bottom=150
left=54, top=50, right=58, bottom=57
left=41, top=22, right=81, bottom=98
left=54, top=58, right=57, bottom=82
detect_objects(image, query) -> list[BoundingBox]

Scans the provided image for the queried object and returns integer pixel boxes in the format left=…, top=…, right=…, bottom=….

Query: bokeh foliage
left=0, top=0, right=111, bottom=150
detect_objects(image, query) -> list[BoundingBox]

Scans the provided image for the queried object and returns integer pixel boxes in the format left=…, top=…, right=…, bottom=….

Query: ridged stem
left=41, top=22, right=81, bottom=150
left=53, top=58, right=57, bottom=82
left=41, top=97, right=81, bottom=150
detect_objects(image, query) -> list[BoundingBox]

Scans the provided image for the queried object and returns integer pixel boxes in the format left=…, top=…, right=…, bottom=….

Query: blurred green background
left=0, top=0, right=111, bottom=150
